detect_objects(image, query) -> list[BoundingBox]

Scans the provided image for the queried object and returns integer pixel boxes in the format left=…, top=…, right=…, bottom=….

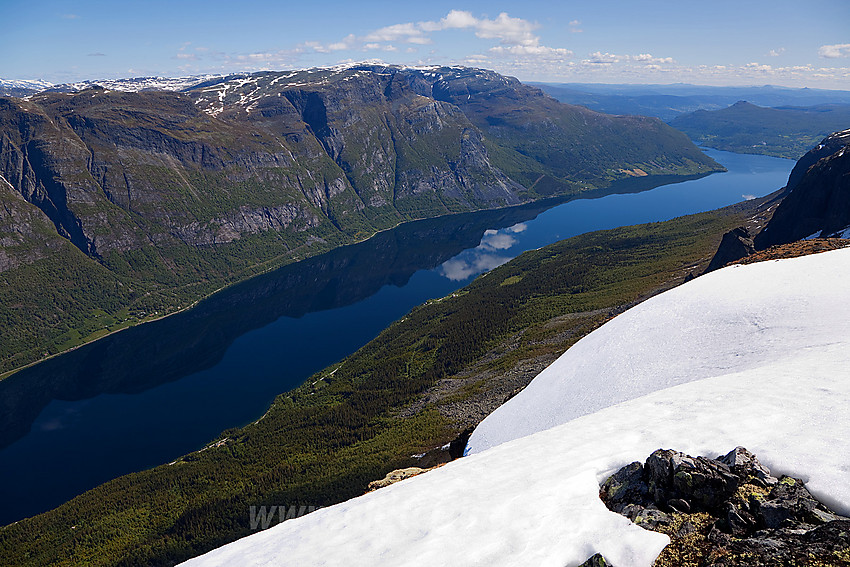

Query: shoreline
left=0, top=166, right=722, bottom=382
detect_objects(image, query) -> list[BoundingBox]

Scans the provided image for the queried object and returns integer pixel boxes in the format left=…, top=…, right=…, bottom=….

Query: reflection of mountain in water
left=0, top=200, right=561, bottom=450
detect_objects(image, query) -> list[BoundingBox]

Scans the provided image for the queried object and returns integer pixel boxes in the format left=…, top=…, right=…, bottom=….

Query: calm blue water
left=0, top=149, right=793, bottom=524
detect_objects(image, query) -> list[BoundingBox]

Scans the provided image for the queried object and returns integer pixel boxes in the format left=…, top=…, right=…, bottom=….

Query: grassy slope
left=669, top=101, right=850, bottom=159
left=0, top=197, right=763, bottom=567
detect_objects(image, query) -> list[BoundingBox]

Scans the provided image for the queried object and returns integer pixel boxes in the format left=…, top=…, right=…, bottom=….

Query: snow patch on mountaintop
left=181, top=248, right=850, bottom=567
left=0, top=78, right=54, bottom=90
left=44, top=75, right=223, bottom=93
left=5, top=64, right=502, bottom=100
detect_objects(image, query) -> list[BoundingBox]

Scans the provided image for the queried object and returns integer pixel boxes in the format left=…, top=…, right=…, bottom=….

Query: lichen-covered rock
left=578, top=553, right=612, bottom=567
left=643, top=448, right=740, bottom=513
left=367, top=467, right=429, bottom=491
left=718, top=446, right=777, bottom=487
left=600, top=447, right=850, bottom=566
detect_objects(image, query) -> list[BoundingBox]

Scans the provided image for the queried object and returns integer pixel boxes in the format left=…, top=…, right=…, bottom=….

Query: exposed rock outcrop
left=703, top=226, right=755, bottom=273
left=578, top=553, right=612, bottom=567
left=600, top=447, right=850, bottom=566
left=705, top=129, right=850, bottom=272
left=367, top=467, right=429, bottom=491
left=755, top=129, right=850, bottom=247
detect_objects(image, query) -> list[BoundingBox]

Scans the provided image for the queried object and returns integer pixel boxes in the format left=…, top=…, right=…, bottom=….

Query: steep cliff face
left=754, top=129, right=850, bottom=248
left=704, top=129, right=850, bottom=273
left=0, top=170, right=72, bottom=273
left=0, top=90, right=331, bottom=260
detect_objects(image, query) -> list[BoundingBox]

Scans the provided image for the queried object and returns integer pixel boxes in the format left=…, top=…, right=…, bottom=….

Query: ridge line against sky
left=2, top=0, right=849, bottom=88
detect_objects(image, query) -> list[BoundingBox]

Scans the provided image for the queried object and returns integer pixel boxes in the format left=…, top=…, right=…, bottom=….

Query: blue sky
left=3, top=0, right=849, bottom=87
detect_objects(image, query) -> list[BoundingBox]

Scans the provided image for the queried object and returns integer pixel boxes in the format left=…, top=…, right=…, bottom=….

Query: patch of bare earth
left=733, top=238, right=850, bottom=266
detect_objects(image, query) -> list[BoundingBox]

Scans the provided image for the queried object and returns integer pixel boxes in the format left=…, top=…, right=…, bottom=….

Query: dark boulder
left=704, top=226, right=755, bottom=273
left=600, top=447, right=850, bottom=566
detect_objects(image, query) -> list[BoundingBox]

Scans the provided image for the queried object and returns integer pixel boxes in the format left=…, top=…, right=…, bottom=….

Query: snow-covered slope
left=181, top=247, right=850, bottom=567
left=468, top=246, right=850, bottom=454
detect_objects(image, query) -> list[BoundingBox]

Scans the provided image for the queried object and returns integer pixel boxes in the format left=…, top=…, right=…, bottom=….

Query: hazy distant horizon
left=3, top=0, right=848, bottom=89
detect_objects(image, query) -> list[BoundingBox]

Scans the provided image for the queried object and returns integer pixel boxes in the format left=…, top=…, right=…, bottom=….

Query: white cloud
left=474, top=12, right=539, bottom=46
left=439, top=253, right=512, bottom=281
left=463, top=53, right=491, bottom=66
left=819, top=44, right=850, bottom=58
left=365, top=22, right=431, bottom=45
left=328, top=34, right=358, bottom=51
left=744, top=61, right=773, bottom=72
left=480, top=229, right=517, bottom=251
left=302, top=10, right=570, bottom=62
left=364, top=43, right=399, bottom=52
left=629, top=53, right=673, bottom=64
left=420, top=9, right=478, bottom=31
left=491, top=45, right=572, bottom=57
left=767, top=47, right=785, bottom=57
left=584, top=51, right=620, bottom=65
left=568, top=20, right=583, bottom=33
left=583, top=52, right=674, bottom=66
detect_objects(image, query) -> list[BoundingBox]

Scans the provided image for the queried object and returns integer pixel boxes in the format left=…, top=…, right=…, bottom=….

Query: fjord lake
left=0, top=149, right=793, bottom=524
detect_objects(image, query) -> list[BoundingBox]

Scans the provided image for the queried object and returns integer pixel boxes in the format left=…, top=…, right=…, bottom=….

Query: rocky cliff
left=754, top=128, right=850, bottom=247
left=706, top=128, right=850, bottom=271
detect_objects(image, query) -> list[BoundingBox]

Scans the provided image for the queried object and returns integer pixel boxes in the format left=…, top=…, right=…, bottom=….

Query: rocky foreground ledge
left=584, top=447, right=850, bottom=567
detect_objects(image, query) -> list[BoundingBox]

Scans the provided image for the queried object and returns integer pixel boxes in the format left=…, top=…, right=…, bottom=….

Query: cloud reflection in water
left=438, top=222, right=528, bottom=282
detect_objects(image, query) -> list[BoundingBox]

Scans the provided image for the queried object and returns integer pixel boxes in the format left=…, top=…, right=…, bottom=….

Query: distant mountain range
left=669, top=101, right=850, bottom=159
left=535, top=82, right=850, bottom=121
left=0, top=75, right=228, bottom=96
left=0, top=79, right=53, bottom=97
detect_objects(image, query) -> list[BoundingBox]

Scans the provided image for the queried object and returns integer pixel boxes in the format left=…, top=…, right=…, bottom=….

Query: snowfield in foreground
left=468, top=246, right=850, bottom=454
left=182, top=248, right=850, bottom=567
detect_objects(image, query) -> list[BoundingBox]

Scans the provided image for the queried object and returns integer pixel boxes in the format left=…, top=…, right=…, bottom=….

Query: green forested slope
left=670, top=101, right=850, bottom=159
